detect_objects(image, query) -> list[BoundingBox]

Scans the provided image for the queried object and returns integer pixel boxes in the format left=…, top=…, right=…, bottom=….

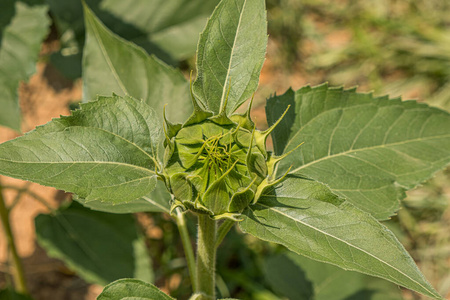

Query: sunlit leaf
left=266, top=84, right=450, bottom=220
left=83, top=4, right=191, bottom=123
left=0, top=95, right=159, bottom=204
left=240, top=176, right=443, bottom=300
left=97, top=279, right=174, bottom=300
left=193, top=0, right=267, bottom=115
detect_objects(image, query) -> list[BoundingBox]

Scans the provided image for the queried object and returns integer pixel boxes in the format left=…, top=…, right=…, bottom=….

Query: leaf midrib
left=219, top=0, right=247, bottom=112
left=290, top=134, right=450, bottom=174
left=0, top=159, right=156, bottom=174
left=251, top=202, right=436, bottom=296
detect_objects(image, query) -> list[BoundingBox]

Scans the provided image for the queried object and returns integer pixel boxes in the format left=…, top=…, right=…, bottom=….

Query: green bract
left=162, top=96, right=294, bottom=220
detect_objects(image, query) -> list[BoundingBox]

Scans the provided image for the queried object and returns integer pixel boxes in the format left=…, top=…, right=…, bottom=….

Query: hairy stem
left=0, top=185, right=28, bottom=295
left=175, top=208, right=197, bottom=292
left=196, top=214, right=217, bottom=299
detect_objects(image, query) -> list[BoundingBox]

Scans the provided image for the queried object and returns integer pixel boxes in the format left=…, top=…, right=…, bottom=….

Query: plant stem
left=215, top=219, right=235, bottom=249
left=0, top=185, right=29, bottom=295
left=2, top=184, right=55, bottom=213
left=175, top=208, right=197, bottom=292
left=196, top=214, right=217, bottom=300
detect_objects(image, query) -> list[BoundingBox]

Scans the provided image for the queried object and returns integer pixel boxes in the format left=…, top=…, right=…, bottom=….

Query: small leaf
left=0, top=1, right=50, bottom=131
left=0, top=95, right=159, bottom=204
left=35, top=202, right=153, bottom=286
left=239, top=176, right=443, bottom=300
left=98, top=279, right=174, bottom=300
left=267, top=84, right=450, bottom=220
left=83, top=4, right=191, bottom=123
left=193, top=0, right=268, bottom=115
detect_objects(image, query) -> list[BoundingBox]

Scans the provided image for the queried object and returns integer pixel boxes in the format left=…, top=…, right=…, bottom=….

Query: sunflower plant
left=0, top=0, right=449, bottom=299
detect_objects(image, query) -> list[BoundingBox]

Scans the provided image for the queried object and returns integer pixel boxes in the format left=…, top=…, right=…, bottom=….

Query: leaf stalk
left=0, top=184, right=29, bottom=295
left=175, top=208, right=197, bottom=292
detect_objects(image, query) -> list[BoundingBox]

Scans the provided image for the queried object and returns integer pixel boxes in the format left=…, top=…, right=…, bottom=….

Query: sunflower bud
left=161, top=92, right=295, bottom=220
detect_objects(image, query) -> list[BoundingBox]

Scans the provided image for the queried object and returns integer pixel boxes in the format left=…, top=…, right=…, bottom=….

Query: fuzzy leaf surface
left=76, top=180, right=171, bottom=214
left=98, top=279, right=174, bottom=300
left=83, top=4, right=191, bottom=123
left=266, top=84, right=450, bottom=220
left=0, top=1, right=49, bottom=131
left=239, top=176, right=443, bottom=300
left=193, top=0, right=267, bottom=115
left=35, top=203, right=153, bottom=286
left=0, top=95, right=159, bottom=204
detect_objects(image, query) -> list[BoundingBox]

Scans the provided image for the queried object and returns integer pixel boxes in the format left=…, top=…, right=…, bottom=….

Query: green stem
left=175, top=208, right=197, bottom=292
left=196, top=214, right=217, bottom=300
left=215, top=220, right=235, bottom=249
left=2, top=184, right=55, bottom=214
left=0, top=185, right=29, bottom=295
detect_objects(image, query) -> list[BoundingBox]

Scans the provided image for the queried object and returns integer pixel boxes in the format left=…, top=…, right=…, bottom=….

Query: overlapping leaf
left=0, top=0, right=49, bottom=131
left=240, top=176, right=443, bottom=300
left=193, top=0, right=267, bottom=115
left=36, top=203, right=153, bottom=285
left=0, top=95, right=160, bottom=204
left=48, top=0, right=220, bottom=79
left=264, top=253, right=402, bottom=300
left=266, top=84, right=450, bottom=219
left=76, top=180, right=171, bottom=214
left=82, top=3, right=191, bottom=123
left=98, top=279, right=174, bottom=300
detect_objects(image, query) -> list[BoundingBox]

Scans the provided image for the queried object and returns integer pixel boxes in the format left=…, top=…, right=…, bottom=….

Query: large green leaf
left=0, top=0, right=49, bottom=131
left=264, top=253, right=402, bottom=300
left=239, top=176, right=443, bottom=300
left=35, top=202, right=153, bottom=286
left=266, top=84, right=450, bottom=220
left=0, top=95, right=159, bottom=204
left=82, top=3, right=191, bottom=123
left=193, top=0, right=267, bottom=115
left=48, top=0, right=220, bottom=79
left=98, top=279, right=174, bottom=300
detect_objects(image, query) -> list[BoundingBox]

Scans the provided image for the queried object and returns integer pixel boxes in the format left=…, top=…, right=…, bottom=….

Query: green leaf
left=98, top=279, right=174, bottom=300
left=35, top=202, right=153, bottom=286
left=97, top=0, right=221, bottom=62
left=0, top=95, right=159, bottom=204
left=0, top=1, right=49, bottom=131
left=264, top=253, right=403, bottom=300
left=48, top=0, right=220, bottom=79
left=193, top=0, right=267, bottom=115
left=0, top=289, right=33, bottom=300
left=82, top=3, right=191, bottom=123
left=266, top=84, right=450, bottom=220
left=75, top=179, right=171, bottom=214
left=239, top=176, right=443, bottom=300
left=263, top=254, right=313, bottom=300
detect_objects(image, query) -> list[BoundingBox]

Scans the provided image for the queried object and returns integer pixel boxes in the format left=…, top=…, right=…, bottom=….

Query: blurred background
left=0, top=0, right=449, bottom=299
